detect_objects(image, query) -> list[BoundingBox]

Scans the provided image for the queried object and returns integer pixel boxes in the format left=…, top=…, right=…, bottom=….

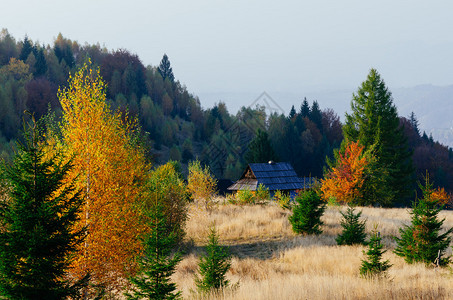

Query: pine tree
left=300, top=97, right=310, bottom=118
left=289, top=105, right=296, bottom=119
left=409, top=112, right=420, bottom=136
left=309, top=100, right=323, bottom=131
left=360, top=227, right=391, bottom=278
left=195, top=226, right=231, bottom=293
left=125, top=197, right=182, bottom=300
left=158, top=54, right=175, bottom=82
left=336, top=206, right=367, bottom=246
left=343, top=69, right=413, bottom=206
left=289, top=190, right=326, bottom=235
left=394, top=177, right=453, bottom=266
left=19, top=36, right=34, bottom=61
left=244, top=129, right=278, bottom=164
left=0, top=119, right=87, bottom=299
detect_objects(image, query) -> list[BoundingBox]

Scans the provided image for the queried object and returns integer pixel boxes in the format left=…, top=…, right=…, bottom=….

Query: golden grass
left=175, top=202, right=453, bottom=299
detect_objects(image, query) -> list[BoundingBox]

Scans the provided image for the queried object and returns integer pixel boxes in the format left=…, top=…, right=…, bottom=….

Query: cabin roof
left=227, top=162, right=315, bottom=191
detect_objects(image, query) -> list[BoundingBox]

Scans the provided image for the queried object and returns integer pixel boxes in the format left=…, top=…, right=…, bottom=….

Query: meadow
left=174, top=201, right=453, bottom=300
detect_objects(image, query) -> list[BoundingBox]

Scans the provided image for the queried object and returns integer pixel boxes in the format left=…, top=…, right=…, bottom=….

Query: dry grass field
left=174, top=201, right=453, bottom=300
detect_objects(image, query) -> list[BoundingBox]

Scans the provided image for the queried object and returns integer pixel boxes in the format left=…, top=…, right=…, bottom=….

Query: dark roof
left=228, top=162, right=315, bottom=191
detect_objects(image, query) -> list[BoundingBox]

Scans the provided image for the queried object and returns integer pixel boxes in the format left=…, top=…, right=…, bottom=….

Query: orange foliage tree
left=321, top=141, right=372, bottom=205
left=50, top=62, right=149, bottom=291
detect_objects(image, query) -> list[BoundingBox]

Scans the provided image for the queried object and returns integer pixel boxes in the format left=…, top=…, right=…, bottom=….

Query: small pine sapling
left=125, top=199, right=182, bottom=300
left=195, top=226, right=231, bottom=294
left=360, top=226, right=391, bottom=278
left=336, top=206, right=367, bottom=245
left=289, top=190, right=326, bottom=235
left=394, top=177, right=453, bottom=266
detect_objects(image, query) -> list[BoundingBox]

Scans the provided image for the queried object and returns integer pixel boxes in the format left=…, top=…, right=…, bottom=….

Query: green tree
left=300, top=97, right=310, bottom=118
left=394, top=177, right=453, bottom=266
left=289, top=190, right=326, bottom=235
left=158, top=54, right=175, bottom=82
left=195, top=226, right=231, bottom=293
left=343, top=69, right=413, bottom=206
left=0, top=120, right=87, bottom=299
left=19, top=36, right=34, bottom=62
left=125, top=199, right=182, bottom=300
left=147, top=162, right=189, bottom=242
left=244, top=128, right=278, bottom=163
left=336, top=206, right=367, bottom=246
left=289, top=105, right=296, bottom=119
left=360, top=226, right=391, bottom=278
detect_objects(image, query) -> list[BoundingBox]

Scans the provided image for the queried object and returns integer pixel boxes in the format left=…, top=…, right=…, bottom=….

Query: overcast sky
left=2, top=0, right=453, bottom=113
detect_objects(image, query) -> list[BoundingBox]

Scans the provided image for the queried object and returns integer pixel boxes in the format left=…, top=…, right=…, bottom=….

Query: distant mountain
left=392, top=85, right=453, bottom=148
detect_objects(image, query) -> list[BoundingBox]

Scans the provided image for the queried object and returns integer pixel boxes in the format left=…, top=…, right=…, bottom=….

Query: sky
left=2, top=0, right=453, bottom=115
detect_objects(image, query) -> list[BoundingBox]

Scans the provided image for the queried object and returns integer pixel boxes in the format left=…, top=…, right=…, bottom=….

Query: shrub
left=273, top=190, right=291, bottom=210
left=255, top=184, right=270, bottom=202
left=195, top=226, right=231, bottom=293
left=147, top=162, right=189, bottom=242
left=288, top=190, right=326, bottom=235
left=235, top=189, right=256, bottom=205
left=394, top=177, right=453, bottom=266
left=336, top=206, right=367, bottom=246
left=360, top=226, right=391, bottom=278
left=187, top=160, right=217, bottom=211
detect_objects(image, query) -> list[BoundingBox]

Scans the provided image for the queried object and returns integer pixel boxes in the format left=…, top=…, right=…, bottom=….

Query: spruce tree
left=244, top=128, right=278, bottom=164
left=300, top=97, right=310, bottom=118
left=343, top=69, right=413, bottom=206
left=0, top=120, right=86, bottom=299
left=336, top=206, right=367, bottom=246
left=360, top=227, right=391, bottom=278
left=125, top=197, right=182, bottom=300
left=289, top=190, right=326, bottom=235
left=394, top=177, right=453, bottom=266
left=158, top=54, right=175, bottom=82
left=195, top=226, right=231, bottom=293
left=289, top=105, right=296, bottom=119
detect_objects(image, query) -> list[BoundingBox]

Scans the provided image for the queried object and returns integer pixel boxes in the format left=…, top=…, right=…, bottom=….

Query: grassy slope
left=175, top=201, right=453, bottom=300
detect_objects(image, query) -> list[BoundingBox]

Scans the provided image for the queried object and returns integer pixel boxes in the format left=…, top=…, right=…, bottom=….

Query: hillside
left=175, top=201, right=453, bottom=299
left=1, top=30, right=453, bottom=196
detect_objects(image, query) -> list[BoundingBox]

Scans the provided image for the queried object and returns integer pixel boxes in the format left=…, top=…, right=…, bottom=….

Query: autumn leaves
left=50, top=63, right=151, bottom=291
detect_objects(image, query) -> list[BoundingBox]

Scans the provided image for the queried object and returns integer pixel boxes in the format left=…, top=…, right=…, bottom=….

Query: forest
left=1, top=29, right=453, bottom=195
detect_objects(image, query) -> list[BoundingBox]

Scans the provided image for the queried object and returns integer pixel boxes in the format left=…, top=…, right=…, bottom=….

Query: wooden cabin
left=227, top=161, right=315, bottom=198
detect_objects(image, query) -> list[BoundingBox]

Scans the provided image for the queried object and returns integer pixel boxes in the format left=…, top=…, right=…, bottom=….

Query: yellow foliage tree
left=53, top=62, right=149, bottom=291
left=187, top=160, right=217, bottom=211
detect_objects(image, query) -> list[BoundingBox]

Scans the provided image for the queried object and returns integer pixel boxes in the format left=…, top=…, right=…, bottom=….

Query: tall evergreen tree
left=343, top=69, right=413, bottom=206
left=33, top=47, right=48, bottom=77
left=409, top=112, right=420, bottom=137
left=300, top=97, right=310, bottom=118
left=310, top=100, right=323, bottom=131
left=158, top=54, right=175, bottom=82
left=0, top=120, right=87, bottom=299
left=19, top=36, right=34, bottom=62
left=289, top=105, right=296, bottom=119
left=244, top=129, right=278, bottom=164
